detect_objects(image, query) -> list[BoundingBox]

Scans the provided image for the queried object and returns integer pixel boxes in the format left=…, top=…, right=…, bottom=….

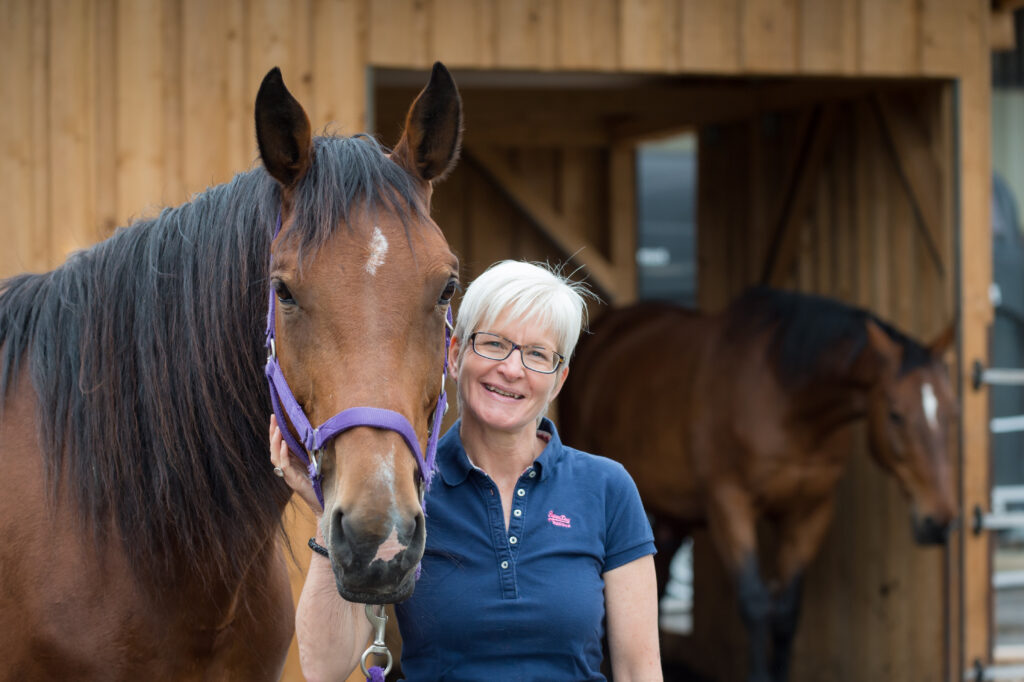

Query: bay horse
left=559, top=287, right=958, bottom=682
left=0, top=63, right=462, bottom=680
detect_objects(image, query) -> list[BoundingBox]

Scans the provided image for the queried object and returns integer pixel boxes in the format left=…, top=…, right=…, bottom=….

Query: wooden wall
left=0, top=1, right=993, bottom=681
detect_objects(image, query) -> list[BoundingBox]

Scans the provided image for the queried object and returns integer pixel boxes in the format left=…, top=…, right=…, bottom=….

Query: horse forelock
left=284, top=135, right=430, bottom=266
left=0, top=131, right=428, bottom=592
left=726, top=287, right=931, bottom=388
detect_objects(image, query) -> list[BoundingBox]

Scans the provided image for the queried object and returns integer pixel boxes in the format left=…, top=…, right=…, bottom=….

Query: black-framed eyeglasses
left=468, top=332, right=565, bottom=374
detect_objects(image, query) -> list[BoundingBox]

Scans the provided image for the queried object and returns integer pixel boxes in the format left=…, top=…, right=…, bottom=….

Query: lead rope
left=361, top=604, right=392, bottom=681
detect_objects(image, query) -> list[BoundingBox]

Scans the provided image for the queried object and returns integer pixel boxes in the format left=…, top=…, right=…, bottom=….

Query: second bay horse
left=559, top=287, right=958, bottom=682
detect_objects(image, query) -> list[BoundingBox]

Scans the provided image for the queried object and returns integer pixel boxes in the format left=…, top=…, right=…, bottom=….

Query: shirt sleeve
left=601, top=459, right=656, bottom=573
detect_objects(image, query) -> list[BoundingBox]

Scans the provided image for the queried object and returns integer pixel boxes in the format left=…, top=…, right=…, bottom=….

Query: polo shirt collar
left=436, top=417, right=564, bottom=486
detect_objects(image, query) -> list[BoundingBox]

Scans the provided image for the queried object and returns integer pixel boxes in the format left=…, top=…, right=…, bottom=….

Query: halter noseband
left=263, top=214, right=451, bottom=507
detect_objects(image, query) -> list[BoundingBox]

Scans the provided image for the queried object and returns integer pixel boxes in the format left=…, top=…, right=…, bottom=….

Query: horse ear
left=864, top=319, right=903, bottom=372
left=392, top=62, right=463, bottom=183
left=255, top=67, right=312, bottom=188
left=929, top=320, right=956, bottom=359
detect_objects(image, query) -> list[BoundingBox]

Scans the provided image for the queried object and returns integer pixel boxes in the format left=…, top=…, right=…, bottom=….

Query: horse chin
left=334, top=571, right=416, bottom=605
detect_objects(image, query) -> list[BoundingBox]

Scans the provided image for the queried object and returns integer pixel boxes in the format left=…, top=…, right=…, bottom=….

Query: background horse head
left=0, top=64, right=461, bottom=680
left=859, top=318, right=958, bottom=543
left=726, top=287, right=959, bottom=546
left=261, top=62, right=462, bottom=604
left=559, top=287, right=959, bottom=682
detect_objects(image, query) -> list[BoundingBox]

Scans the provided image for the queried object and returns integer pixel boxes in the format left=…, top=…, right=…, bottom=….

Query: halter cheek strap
left=264, top=213, right=451, bottom=508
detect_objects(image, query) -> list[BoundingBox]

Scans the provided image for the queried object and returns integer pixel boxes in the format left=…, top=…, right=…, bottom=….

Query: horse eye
left=438, top=278, right=459, bottom=305
left=273, top=279, right=295, bottom=305
left=888, top=411, right=905, bottom=426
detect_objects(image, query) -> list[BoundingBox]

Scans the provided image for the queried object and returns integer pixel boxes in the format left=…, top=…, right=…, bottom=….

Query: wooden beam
left=760, top=104, right=838, bottom=286
left=465, top=144, right=623, bottom=302
left=872, top=93, right=946, bottom=278
left=609, top=143, right=637, bottom=303
left=991, top=9, right=1017, bottom=52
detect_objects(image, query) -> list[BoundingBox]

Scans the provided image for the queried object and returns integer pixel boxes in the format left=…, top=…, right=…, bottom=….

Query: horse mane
left=724, top=286, right=933, bottom=388
left=0, top=134, right=429, bottom=589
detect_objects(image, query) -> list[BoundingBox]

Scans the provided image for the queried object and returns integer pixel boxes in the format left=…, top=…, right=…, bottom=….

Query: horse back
left=560, top=301, right=714, bottom=520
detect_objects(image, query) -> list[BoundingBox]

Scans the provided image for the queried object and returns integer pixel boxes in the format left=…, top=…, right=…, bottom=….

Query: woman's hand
left=269, top=413, right=323, bottom=514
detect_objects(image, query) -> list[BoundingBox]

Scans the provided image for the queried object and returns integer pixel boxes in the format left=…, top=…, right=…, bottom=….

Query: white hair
left=454, top=260, right=596, bottom=364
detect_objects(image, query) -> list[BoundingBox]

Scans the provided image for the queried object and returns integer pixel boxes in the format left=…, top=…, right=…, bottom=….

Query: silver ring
left=273, top=466, right=284, bottom=477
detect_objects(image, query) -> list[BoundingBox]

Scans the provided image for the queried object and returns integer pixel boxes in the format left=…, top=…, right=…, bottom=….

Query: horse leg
left=707, top=485, right=771, bottom=682
left=769, top=498, right=836, bottom=682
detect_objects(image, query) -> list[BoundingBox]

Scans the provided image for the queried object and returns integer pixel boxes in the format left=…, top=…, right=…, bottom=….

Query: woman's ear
left=549, top=364, right=570, bottom=402
left=447, top=336, right=462, bottom=379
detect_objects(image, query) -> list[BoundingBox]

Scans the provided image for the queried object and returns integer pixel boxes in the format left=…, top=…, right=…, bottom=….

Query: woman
left=271, top=260, right=662, bottom=681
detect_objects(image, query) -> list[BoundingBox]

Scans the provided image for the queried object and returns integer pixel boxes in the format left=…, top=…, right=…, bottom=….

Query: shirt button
left=516, top=488, right=525, bottom=497
left=509, top=536, right=518, bottom=544
left=501, top=560, right=509, bottom=569
left=513, top=509, right=522, bottom=518
left=528, top=470, right=537, bottom=478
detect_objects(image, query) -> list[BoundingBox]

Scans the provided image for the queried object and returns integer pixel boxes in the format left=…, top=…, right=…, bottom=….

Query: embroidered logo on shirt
left=547, top=510, right=571, bottom=528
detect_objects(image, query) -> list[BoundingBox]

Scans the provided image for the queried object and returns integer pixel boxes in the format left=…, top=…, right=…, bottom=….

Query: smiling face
left=450, top=312, right=569, bottom=436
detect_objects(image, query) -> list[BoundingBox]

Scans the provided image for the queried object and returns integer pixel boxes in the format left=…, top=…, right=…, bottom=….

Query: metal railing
left=967, top=360, right=1024, bottom=681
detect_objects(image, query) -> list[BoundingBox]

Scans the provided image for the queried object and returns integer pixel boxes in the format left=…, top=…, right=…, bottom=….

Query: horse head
left=862, top=320, right=958, bottom=545
left=256, top=64, right=462, bottom=603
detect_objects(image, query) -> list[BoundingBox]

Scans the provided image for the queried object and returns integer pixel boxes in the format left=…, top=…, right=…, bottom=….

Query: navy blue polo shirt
left=395, top=418, right=655, bottom=681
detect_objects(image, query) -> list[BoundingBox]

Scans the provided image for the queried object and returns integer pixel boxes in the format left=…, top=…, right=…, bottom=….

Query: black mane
left=724, top=287, right=933, bottom=388
left=0, top=134, right=428, bottom=588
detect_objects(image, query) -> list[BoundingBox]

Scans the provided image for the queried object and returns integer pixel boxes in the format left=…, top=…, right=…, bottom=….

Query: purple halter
left=264, top=214, right=452, bottom=507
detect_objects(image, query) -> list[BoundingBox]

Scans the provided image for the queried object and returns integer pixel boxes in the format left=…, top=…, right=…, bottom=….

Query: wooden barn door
left=691, top=84, right=959, bottom=682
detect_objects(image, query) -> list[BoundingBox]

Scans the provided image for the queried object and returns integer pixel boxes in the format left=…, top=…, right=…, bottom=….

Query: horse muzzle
left=328, top=508, right=426, bottom=604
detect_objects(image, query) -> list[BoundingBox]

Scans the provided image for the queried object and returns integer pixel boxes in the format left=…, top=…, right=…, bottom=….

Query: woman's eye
left=437, top=278, right=459, bottom=305
left=273, top=280, right=295, bottom=305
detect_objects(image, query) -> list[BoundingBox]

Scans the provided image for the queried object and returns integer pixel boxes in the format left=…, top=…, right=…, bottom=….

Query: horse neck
left=786, top=371, right=871, bottom=450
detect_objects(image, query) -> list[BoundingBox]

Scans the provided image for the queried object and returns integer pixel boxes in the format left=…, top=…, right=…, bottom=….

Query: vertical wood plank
left=49, top=0, right=96, bottom=261
left=116, top=0, right=165, bottom=222
left=798, top=0, right=857, bottom=74
left=556, top=0, right=618, bottom=70
left=859, top=0, right=918, bottom=75
left=248, top=0, right=300, bottom=101
left=619, top=0, right=678, bottom=72
left=93, top=0, right=117, bottom=240
left=740, top=0, right=798, bottom=74
left=494, top=0, right=557, bottom=69
left=161, top=0, right=183, bottom=205
left=678, top=0, right=739, bottom=73
left=919, top=0, right=967, bottom=76
left=609, top=144, right=636, bottom=302
left=367, top=0, right=431, bottom=68
left=431, top=0, right=495, bottom=68
left=182, top=0, right=230, bottom=192
left=223, top=0, right=248, bottom=173
left=0, top=0, right=40, bottom=274
left=959, top=0, right=993, bottom=675
left=312, top=0, right=367, bottom=134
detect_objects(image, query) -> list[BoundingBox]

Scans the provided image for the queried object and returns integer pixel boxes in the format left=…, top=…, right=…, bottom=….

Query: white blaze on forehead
left=365, top=226, right=388, bottom=275
left=921, top=382, right=939, bottom=431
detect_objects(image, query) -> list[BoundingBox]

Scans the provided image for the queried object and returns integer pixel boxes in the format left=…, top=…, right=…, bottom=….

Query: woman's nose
left=498, top=349, right=526, bottom=376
